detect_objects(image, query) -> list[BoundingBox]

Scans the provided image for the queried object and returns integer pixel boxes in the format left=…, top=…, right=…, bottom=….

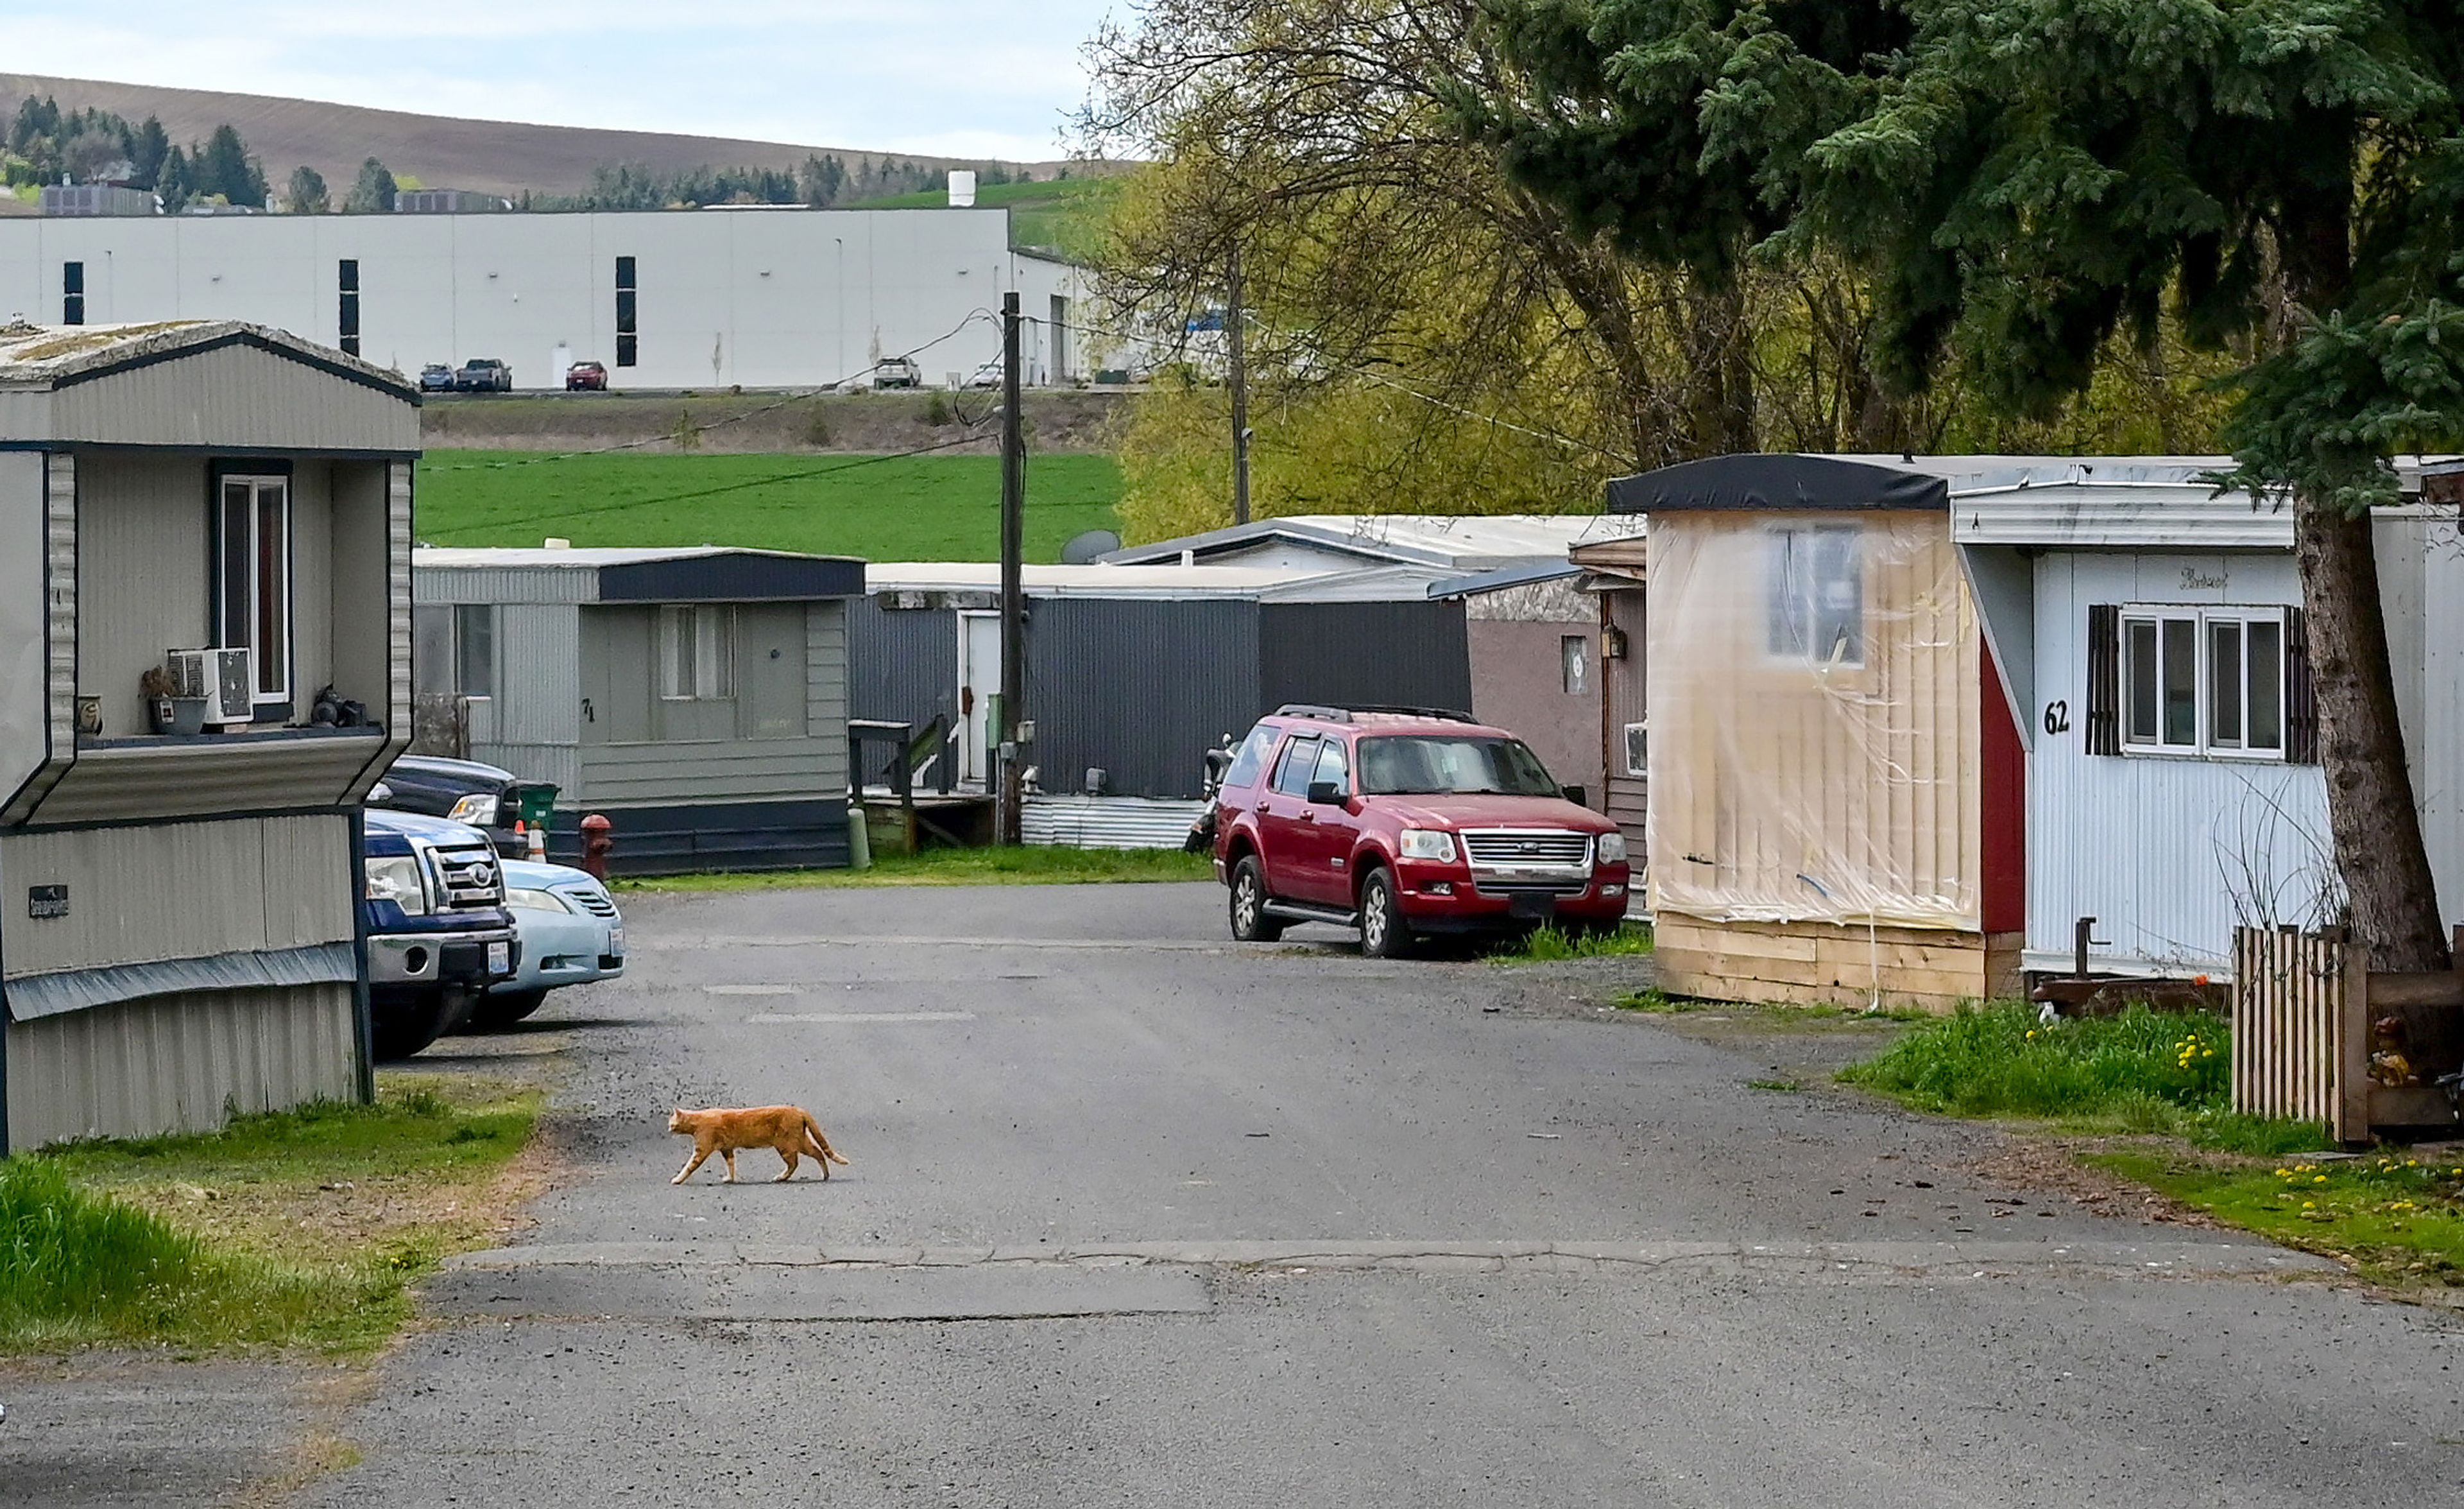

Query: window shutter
left=2285, top=605, right=2318, bottom=764
left=2084, top=604, right=2120, bottom=755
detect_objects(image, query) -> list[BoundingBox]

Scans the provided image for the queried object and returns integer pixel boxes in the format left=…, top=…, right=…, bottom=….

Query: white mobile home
left=1, top=320, right=416, bottom=1149
left=411, top=547, right=864, bottom=874
left=1956, top=464, right=2464, bottom=976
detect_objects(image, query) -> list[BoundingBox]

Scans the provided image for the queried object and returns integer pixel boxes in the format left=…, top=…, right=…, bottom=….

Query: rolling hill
left=0, top=72, right=1079, bottom=203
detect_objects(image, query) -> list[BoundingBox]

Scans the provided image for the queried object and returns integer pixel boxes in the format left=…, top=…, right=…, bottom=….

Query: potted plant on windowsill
left=141, top=666, right=207, bottom=736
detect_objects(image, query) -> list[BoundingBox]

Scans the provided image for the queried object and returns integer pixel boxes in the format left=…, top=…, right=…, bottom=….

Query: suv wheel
left=1358, top=868, right=1413, bottom=959
left=1228, top=856, right=1284, bottom=942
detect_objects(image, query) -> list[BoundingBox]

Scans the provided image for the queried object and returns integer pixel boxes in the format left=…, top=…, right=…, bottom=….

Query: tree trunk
left=2292, top=492, right=2451, bottom=971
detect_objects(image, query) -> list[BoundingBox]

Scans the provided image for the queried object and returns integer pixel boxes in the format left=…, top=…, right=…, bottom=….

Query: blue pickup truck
left=362, top=809, right=520, bottom=1058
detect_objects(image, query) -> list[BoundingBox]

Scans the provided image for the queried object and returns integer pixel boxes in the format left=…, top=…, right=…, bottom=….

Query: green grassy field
left=846, top=177, right=1121, bottom=257
left=416, top=449, right=1124, bottom=562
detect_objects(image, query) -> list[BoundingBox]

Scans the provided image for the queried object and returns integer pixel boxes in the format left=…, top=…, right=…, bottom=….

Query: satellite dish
left=1061, top=529, right=1123, bottom=565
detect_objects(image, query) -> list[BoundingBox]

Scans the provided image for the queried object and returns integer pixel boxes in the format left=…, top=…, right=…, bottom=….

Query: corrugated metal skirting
left=4, top=980, right=359, bottom=1150
left=1022, top=796, right=1208, bottom=850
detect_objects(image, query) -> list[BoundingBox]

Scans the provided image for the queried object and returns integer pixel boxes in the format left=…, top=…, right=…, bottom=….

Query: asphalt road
left=11, top=882, right=2462, bottom=1506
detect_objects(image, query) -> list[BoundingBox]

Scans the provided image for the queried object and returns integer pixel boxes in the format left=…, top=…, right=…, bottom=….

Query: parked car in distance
left=871, top=356, right=921, bottom=389
left=418, top=363, right=457, bottom=393
left=1211, top=704, right=1630, bottom=957
left=469, top=858, right=625, bottom=1030
left=363, top=809, right=520, bottom=1058
left=369, top=754, right=542, bottom=854
left=565, top=359, right=608, bottom=392
left=455, top=358, right=513, bottom=392
left=963, top=360, right=1002, bottom=390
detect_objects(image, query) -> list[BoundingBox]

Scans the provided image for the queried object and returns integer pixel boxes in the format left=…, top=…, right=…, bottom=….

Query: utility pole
left=1226, top=243, right=1251, bottom=525
left=997, top=291, right=1027, bottom=845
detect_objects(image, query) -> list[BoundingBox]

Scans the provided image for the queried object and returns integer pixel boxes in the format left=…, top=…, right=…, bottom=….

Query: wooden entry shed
left=1608, top=454, right=2026, bottom=1010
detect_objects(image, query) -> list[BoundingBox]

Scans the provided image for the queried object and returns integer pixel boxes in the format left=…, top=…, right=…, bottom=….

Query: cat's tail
left=803, top=1112, right=851, bottom=1166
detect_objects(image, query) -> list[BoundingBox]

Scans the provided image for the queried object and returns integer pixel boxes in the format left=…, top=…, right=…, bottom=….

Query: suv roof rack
left=1272, top=703, right=1478, bottom=724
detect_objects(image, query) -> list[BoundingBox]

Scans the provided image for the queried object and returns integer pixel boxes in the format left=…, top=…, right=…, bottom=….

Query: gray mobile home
left=411, top=547, right=864, bottom=874
left=1, top=320, right=416, bottom=1150
left=851, top=564, right=1469, bottom=840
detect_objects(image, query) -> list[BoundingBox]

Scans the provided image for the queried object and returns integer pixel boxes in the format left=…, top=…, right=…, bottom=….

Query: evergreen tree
left=196, top=123, right=265, bottom=206
left=131, top=116, right=169, bottom=188
left=1473, top=0, right=2464, bottom=970
left=343, top=157, right=397, bottom=213
left=286, top=164, right=330, bottom=214
left=155, top=144, right=193, bottom=211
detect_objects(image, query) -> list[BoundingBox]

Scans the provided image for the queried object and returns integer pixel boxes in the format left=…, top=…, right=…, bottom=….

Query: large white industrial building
left=0, top=206, right=1090, bottom=391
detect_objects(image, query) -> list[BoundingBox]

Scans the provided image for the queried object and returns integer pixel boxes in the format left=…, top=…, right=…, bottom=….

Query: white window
left=2121, top=606, right=2289, bottom=759
left=215, top=472, right=291, bottom=707
left=1622, top=720, right=1649, bottom=778
left=412, top=604, right=497, bottom=699
left=1560, top=634, right=1591, bottom=695
left=1767, top=525, right=1863, bottom=666
left=659, top=605, right=735, bottom=700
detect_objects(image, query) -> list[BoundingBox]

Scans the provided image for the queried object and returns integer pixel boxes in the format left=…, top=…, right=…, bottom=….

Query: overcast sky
left=0, top=2, right=1124, bottom=159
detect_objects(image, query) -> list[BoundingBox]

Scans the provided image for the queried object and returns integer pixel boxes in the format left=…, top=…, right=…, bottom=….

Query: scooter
left=1182, top=734, right=1237, bottom=854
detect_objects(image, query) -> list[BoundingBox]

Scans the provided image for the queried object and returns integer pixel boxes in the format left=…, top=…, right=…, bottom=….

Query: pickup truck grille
left=431, top=845, right=506, bottom=910
left=1461, top=830, right=1593, bottom=870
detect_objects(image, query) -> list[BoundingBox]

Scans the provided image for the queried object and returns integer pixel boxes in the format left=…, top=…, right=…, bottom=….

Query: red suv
left=1211, top=705, right=1631, bottom=956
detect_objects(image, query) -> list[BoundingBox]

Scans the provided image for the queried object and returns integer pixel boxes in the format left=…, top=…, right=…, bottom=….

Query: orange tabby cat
left=668, top=1105, right=851, bottom=1184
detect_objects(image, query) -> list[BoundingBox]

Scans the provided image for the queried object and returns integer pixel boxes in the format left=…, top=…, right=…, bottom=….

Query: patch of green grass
left=5, top=1075, right=540, bottom=1356
left=2090, top=1149, right=2464, bottom=1291
left=415, top=449, right=1123, bottom=562
left=1614, top=990, right=1928, bottom=1022
left=843, top=177, right=1123, bottom=257
left=1840, top=1003, right=2328, bottom=1155
left=621, top=844, right=1214, bottom=892
left=1489, top=922, right=1654, bottom=964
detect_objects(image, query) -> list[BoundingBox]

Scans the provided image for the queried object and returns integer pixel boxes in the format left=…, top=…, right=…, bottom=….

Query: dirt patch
left=1968, top=1136, right=2229, bottom=1229
left=422, top=388, right=1130, bottom=456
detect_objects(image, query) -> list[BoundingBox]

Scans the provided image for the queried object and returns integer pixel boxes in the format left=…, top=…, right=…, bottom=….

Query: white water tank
left=948, top=170, right=977, bottom=207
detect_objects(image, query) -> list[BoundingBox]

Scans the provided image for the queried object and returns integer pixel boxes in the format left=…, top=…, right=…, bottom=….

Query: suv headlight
left=1596, top=831, right=1627, bottom=865
left=447, top=793, right=500, bottom=827
left=1398, top=828, right=1459, bottom=864
left=506, top=886, right=574, bottom=914
left=364, top=856, right=430, bottom=915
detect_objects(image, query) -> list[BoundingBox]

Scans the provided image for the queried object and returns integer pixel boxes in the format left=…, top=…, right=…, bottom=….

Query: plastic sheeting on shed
left=1647, top=510, right=1983, bottom=931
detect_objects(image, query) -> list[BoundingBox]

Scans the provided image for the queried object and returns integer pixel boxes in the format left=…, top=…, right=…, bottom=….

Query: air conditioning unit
left=166, top=648, right=256, bottom=726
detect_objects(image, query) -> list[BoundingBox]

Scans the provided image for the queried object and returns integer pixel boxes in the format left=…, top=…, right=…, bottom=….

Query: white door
left=551, top=343, right=572, bottom=388
left=958, top=612, right=1002, bottom=786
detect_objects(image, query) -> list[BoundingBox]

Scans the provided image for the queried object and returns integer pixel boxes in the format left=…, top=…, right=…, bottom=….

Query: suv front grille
left=1461, top=830, right=1593, bottom=870
left=431, top=845, right=506, bottom=910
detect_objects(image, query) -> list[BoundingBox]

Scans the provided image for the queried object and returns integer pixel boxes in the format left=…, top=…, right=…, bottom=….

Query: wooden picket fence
left=2231, top=925, right=2464, bottom=1141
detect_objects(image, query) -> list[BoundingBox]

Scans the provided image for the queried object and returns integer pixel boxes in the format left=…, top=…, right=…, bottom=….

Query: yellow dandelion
left=2314, top=1174, right=2329, bottom=1183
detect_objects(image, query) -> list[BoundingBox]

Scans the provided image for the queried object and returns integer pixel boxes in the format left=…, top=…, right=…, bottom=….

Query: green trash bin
left=513, top=784, right=560, bottom=833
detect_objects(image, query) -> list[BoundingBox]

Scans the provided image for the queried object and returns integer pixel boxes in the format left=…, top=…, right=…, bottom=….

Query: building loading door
left=958, top=611, right=1002, bottom=788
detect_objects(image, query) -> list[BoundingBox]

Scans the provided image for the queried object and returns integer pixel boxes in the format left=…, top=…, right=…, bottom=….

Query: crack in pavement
left=443, top=1236, right=2336, bottom=1280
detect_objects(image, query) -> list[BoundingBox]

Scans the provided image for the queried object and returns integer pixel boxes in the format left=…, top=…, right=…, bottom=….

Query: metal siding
left=1258, top=601, right=1471, bottom=716
left=577, top=739, right=845, bottom=806
left=48, top=342, right=418, bottom=453
left=26, top=732, right=388, bottom=825
left=415, top=564, right=601, bottom=607
left=1027, top=598, right=1260, bottom=800
left=1, top=453, right=52, bottom=809
left=1953, top=487, right=2295, bottom=550
left=848, top=597, right=962, bottom=754
left=2027, top=550, right=2331, bottom=972
left=547, top=797, right=848, bottom=875
left=472, top=742, right=583, bottom=800
left=71, top=452, right=210, bottom=739
left=597, top=553, right=863, bottom=603
left=1022, top=795, right=1208, bottom=849
left=1466, top=618, right=1600, bottom=798
left=2374, top=515, right=2464, bottom=929
left=496, top=604, right=583, bottom=745
left=0, top=815, right=352, bottom=980
left=327, top=461, right=397, bottom=750
left=4, top=981, right=357, bottom=1149
left=4, top=453, right=78, bottom=824
left=805, top=600, right=849, bottom=742
left=289, top=460, right=336, bottom=709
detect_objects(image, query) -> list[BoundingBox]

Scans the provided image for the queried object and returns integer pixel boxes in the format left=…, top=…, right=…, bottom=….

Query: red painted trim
left=1980, top=648, right=2027, bottom=935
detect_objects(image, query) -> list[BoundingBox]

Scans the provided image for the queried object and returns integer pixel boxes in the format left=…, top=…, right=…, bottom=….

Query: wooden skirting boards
left=1654, top=914, right=2023, bottom=1013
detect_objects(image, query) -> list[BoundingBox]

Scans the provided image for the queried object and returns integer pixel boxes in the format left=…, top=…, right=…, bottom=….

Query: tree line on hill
left=6, top=94, right=266, bottom=210
left=9, top=93, right=1040, bottom=216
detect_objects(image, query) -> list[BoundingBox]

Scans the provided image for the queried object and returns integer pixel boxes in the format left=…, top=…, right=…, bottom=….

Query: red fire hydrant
left=580, top=813, right=615, bottom=881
